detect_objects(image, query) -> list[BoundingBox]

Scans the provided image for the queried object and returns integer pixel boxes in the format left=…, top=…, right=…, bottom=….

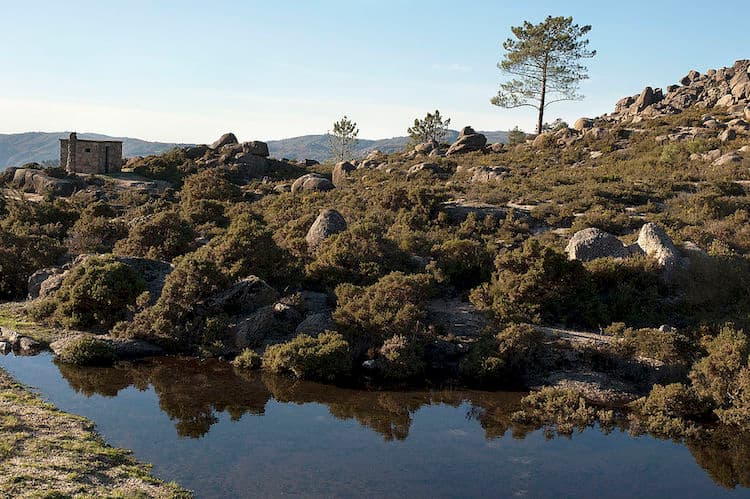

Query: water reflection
left=46, top=356, right=750, bottom=492
left=57, top=357, right=525, bottom=441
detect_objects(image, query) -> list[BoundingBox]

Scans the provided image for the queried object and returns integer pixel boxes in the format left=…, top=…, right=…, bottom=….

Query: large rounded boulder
left=306, top=209, right=347, bottom=250
left=291, top=173, right=334, bottom=194
left=565, top=228, right=628, bottom=262
left=331, top=161, right=356, bottom=187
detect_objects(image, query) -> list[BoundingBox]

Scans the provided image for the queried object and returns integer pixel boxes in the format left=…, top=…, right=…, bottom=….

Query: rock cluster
left=171, top=133, right=277, bottom=182
left=8, top=166, right=80, bottom=197
left=446, top=126, right=487, bottom=156
left=565, top=228, right=629, bottom=262
left=566, top=223, right=681, bottom=273
left=611, top=59, right=750, bottom=120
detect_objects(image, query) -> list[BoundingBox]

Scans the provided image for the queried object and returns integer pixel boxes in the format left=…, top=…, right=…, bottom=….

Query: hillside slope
left=0, top=132, right=189, bottom=169
left=267, top=130, right=509, bottom=161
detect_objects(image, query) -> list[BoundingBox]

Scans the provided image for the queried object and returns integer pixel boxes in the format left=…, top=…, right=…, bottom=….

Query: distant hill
left=267, top=130, right=509, bottom=162
left=0, top=132, right=188, bottom=170
left=0, top=129, right=509, bottom=170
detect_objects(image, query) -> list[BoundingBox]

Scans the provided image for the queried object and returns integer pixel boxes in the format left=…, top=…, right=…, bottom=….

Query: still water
left=0, top=352, right=748, bottom=498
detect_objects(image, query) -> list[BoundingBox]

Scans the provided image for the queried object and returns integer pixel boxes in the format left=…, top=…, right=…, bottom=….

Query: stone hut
left=60, top=132, right=122, bottom=174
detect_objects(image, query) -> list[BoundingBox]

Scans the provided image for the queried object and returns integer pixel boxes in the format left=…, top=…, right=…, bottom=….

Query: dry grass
left=0, top=368, right=191, bottom=498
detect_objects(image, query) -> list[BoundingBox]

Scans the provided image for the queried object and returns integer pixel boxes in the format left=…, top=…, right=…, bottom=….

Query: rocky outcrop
left=242, top=141, right=269, bottom=158
left=203, top=276, right=279, bottom=316
left=611, top=59, right=750, bottom=120
left=406, top=162, right=443, bottom=178
left=566, top=223, right=681, bottom=274
left=565, top=228, right=628, bottom=262
left=291, top=173, right=334, bottom=194
left=11, top=168, right=79, bottom=197
left=306, top=209, right=347, bottom=250
left=573, top=117, right=594, bottom=131
left=27, top=268, right=64, bottom=300
left=467, top=165, right=509, bottom=183
left=50, top=334, right=163, bottom=360
left=446, top=126, right=487, bottom=156
left=211, top=133, right=239, bottom=149
left=331, top=161, right=356, bottom=186
left=441, top=200, right=518, bottom=223
left=232, top=302, right=302, bottom=350
left=295, top=312, right=335, bottom=335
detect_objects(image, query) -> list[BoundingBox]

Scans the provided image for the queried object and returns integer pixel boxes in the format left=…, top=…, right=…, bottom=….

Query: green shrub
left=114, top=211, right=195, bottom=261
left=377, top=334, right=425, bottom=380
left=56, top=336, right=115, bottom=366
left=232, top=348, right=261, bottom=370
left=49, top=255, right=146, bottom=329
left=121, top=253, right=229, bottom=350
left=66, top=213, right=128, bottom=254
left=431, top=238, right=492, bottom=288
left=262, top=331, right=351, bottom=382
left=511, top=387, right=596, bottom=435
left=629, top=383, right=708, bottom=438
left=690, top=325, right=750, bottom=419
left=131, top=148, right=196, bottom=185
left=470, top=239, right=598, bottom=327
left=306, top=221, right=410, bottom=286
left=333, top=272, right=434, bottom=351
left=460, top=323, right=544, bottom=386
left=203, top=212, right=292, bottom=283
left=586, top=257, right=669, bottom=327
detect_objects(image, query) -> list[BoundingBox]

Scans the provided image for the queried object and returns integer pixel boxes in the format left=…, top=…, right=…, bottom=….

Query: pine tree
left=491, top=16, right=596, bottom=134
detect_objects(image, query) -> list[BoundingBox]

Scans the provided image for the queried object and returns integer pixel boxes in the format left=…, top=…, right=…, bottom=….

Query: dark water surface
left=1, top=352, right=749, bottom=498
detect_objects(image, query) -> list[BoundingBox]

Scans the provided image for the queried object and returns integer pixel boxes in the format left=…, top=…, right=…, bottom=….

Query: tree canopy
left=328, top=115, right=359, bottom=161
left=407, top=110, right=451, bottom=144
left=491, top=16, right=596, bottom=134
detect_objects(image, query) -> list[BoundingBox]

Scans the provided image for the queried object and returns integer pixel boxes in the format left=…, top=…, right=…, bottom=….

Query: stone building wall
left=60, top=133, right=123, bottom=174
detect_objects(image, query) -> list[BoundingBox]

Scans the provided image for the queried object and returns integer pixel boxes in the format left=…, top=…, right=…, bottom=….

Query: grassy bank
left=0, top=367, right=191, bottom=498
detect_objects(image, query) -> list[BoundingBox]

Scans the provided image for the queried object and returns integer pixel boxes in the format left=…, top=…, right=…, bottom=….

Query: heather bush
left=262, top=331, right=351, bottom=382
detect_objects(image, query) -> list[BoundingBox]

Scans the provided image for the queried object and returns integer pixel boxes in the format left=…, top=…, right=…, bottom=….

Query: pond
left=0, top=352, right=748, bottom=498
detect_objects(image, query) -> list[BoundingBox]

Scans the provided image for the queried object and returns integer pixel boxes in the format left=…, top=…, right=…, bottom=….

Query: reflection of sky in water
left=1, top=352, right=748, bottom=499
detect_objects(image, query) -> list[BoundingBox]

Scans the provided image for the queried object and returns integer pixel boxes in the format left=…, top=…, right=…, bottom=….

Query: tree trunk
left=537, top=55, right=549, bottom=135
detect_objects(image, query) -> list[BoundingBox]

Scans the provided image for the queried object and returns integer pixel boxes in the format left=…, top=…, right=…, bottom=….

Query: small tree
left=507, top=126, right=526, bottom=146
left=491, top=16, right=596, bottom=134
left=328, top=115, right=359, bottom=161
left=408, top=110, right=451, bottom=144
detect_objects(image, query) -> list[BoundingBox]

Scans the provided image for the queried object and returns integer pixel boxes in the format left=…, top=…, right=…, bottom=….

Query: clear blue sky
left=1, top=0, right=749, bottom=143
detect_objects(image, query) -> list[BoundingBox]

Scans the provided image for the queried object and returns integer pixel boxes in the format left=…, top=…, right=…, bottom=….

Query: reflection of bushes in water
left=262, top=373, right=417, bottom=441
left=56, top=361, right=138, bottom=397
left=688, top=426, right=750, bottom=489
left=146, top=360, right=272, bottom=437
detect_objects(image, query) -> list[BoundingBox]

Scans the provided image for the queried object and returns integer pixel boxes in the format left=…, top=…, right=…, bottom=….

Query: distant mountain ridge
left=0, top=132, right=189, bottom=170
left=267, top=130, right=509, bottom=161
left=0, top=129, right=509, bottom=169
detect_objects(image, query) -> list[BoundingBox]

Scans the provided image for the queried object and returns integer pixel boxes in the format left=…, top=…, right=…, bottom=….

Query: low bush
left=262, top=331, right=351, bottom=382
left=114, top=211, right=195, bottom=261
left=333, top=272, right=434, bottom=353
left=56, top=336, right=115, bottom=366
left=377, top=334, right=425, bottom=380
left=232, top=348, right=261, bottom=370
left=460, top=323, right=544, bottom=386
left=45, top=255, right=146, bottom=329
left=511, top=387, right=597, bottom=435
left=470, top=239, right=598, bottom=327
left=628, top=383, right=708, bottom=438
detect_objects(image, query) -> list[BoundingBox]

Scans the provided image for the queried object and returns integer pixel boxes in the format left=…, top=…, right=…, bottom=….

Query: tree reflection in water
left=56, top=356, right=750, bottom=489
